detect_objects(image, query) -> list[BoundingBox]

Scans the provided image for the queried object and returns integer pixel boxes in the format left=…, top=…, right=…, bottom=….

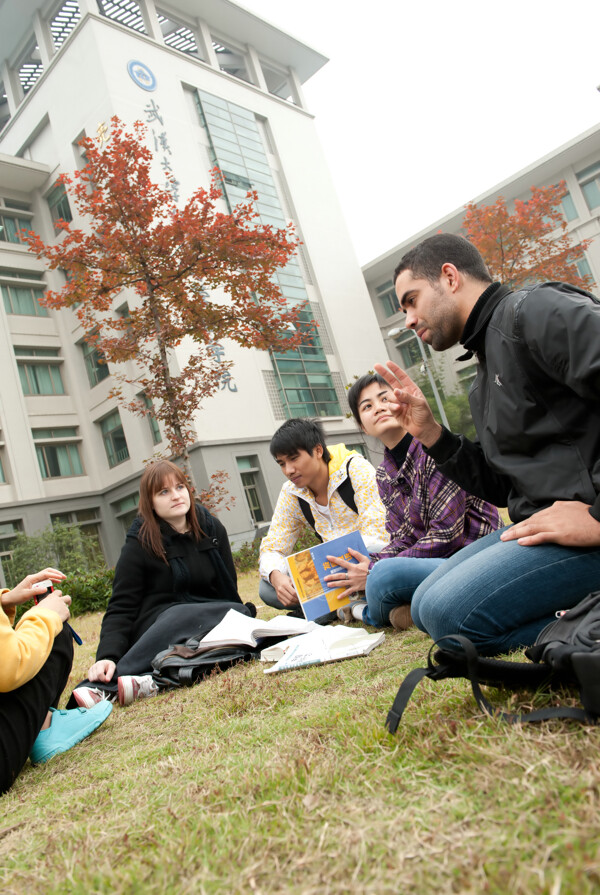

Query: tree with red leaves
left=25, top=117, right=306, bottom=488
left=463, top=182, right=593, bottom=290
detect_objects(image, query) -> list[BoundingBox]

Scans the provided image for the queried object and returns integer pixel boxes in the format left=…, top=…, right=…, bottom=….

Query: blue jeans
left=411, top=528, right=600, bottom=655
left=364, top=556, right=446, bottom=627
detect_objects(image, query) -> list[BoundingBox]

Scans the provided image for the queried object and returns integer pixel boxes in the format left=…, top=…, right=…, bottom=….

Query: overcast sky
left=240, top=0, right=600, bottom=265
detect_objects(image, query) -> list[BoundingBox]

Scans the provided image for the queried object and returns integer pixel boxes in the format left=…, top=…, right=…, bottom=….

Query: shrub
left=232, top=539, right=261, bottom=574
left=232, top=527, right=321, bottom=575
left=4, top=522, right=106, bottom=587
left=63, top=567, right=115, bottom=616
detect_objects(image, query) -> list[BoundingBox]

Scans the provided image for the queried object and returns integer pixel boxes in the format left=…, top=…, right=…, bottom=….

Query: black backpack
left=386, top=591, right=600, bottom=731
left=150, top=601, right=288, bottom=687
left=150, top=601, right=260, bottom=687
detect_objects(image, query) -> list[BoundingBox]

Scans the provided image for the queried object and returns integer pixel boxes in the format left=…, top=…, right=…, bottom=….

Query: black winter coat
left=96, top=505, right=241, bottom=663
left=427, top=281, right=600, bottom=523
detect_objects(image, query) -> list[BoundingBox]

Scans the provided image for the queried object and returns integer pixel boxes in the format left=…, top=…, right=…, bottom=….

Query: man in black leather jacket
left=375, top=233, right=600, bottom=656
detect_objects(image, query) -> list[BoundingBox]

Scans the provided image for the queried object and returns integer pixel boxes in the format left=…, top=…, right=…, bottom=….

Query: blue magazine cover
left=286, top=530, right=368, bottom=621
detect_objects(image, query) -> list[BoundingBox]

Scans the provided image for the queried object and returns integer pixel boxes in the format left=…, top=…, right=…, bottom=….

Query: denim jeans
left=411, top=528, right=600, bottom=655
left=364, top=556, right=446, bottom=627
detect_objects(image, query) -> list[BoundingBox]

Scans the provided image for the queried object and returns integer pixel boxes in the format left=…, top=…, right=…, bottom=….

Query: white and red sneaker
left=117, top=674, right=159, bottom=707
left=72, top=686, right=113, bottom=709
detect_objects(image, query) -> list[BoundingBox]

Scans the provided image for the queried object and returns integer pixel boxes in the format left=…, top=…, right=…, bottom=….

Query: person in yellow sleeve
left=1, top=567, right=112, bottom=795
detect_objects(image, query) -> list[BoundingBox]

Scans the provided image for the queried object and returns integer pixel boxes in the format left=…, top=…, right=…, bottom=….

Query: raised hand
left=0, top=568, right=67, bottom=609
left=374, top=361, right=443, bottom=447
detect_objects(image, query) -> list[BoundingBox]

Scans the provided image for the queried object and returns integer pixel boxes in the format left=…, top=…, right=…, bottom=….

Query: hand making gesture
left=373, top=361, right=443, bottom=448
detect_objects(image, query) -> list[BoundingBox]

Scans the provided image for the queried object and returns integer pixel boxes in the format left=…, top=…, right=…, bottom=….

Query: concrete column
left=1, top=62, right=20, bottom=113
left=139, top=0, right=164, bottom=43
left=288, top=69, right=307, bottom=111
left=195, top=19, right=219, bottom=68
left=246, top=46, right=267, bottom=91
left=32, top=11, right=54, bottom=68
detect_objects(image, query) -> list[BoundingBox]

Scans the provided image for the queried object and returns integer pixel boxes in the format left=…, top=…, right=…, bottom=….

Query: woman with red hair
left=71, top=460, right=252, bottom=707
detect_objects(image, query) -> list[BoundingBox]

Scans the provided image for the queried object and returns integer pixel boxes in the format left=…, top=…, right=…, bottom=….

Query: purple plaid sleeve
left=370, top=440, right=501, bottom=564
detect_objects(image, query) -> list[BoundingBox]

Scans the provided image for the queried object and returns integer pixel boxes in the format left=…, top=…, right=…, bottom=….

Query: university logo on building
left=127, top=60, right=157, bottom=92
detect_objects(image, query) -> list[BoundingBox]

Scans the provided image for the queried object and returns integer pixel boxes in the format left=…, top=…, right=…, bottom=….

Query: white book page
left=200, top=609, right=317, bottom=648
left=262, top=626, right=385, bottom=671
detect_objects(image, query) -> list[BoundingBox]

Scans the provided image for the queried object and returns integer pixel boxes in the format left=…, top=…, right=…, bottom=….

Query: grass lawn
left=2, top=570, right=600, bottom=894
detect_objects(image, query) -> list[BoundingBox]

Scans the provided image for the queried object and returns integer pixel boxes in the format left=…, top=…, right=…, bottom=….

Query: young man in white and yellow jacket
left=259, top=418, right=388, bottom=612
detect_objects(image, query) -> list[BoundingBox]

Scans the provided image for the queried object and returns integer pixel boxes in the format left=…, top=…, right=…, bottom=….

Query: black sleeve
left=96, top=538, right=148, bottom=663
left=425, top=427, right=512, bottom=508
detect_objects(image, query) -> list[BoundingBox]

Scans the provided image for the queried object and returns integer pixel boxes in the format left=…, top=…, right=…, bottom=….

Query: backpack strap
left=386, top=634, right=593, bottom=733
left=296, top=457, right=357, bottom=541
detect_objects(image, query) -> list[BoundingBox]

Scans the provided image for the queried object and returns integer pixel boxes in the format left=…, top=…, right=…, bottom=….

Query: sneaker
left=389, top=605, right=414, bottom=631
left=337, top=599, right=367, bottom=623
left=118, top=674, right=159, bottom=707
left=72, top=686, right=114, bottom=709
left=30, top=702, right=112, bottom=765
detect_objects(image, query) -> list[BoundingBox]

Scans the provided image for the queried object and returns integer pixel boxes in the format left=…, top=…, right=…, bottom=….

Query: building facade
left=363, top=122, right=600, bottom=401
left=0, top=0, right=387, bottom=576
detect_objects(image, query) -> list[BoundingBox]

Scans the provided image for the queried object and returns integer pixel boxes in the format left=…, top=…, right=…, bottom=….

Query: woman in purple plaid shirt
left=324, top=373, right=500, bottom=629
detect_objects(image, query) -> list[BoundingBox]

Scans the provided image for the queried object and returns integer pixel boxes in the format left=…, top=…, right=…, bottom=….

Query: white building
left=0, top=0, right=386, bottom=573
left=363, top=122, right=600, bottom=400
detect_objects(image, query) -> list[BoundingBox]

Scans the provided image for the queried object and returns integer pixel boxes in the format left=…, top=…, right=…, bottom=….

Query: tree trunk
left=147, top=281, right=197, bottom=492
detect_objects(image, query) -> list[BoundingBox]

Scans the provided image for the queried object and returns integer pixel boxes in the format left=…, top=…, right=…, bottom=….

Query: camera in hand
left=35, top=579, right=54, bottom=602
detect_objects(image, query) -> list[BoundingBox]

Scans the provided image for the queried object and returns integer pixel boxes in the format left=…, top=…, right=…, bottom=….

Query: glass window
left=577, top=162, right=600, bottom=212
left=236, top=456, right=266, bottom=524
left=139, top=392, right=161, bottom=444
left=47, top=182, right=73, bottom=229
left=1, top=283, right=48, bottom=316
left=393, top=330, right=430, bottom=369
left=561, top=192, right=578, bottom=222
left=99, top=410, right=130, bottom=468
left=33, top=428, right=83, bottom=479
left=50, top=507, right=104, bottom=560
left=576, top=256, right=594, bottom=283
left=82, top=341, right=109, bottom=387
left=0, top=213, right=31, bottom=244
left=35, top=442, right=83, bottom=478
left=457, top=364, right=478, bottom=395
left=212, top=38, right=251, bottom=83
left=261, top=63, right=295, bottom=104
left=376, top=280, right=400, bottom=318
left=0, top=454, right=6, bottom=484
left=14, top=347, right=60, bottom=357
left=0, top=520, right=23, bottom=578
left=113, top=492, right=139, bottom=533
left=345, top=443, right=367, bottom=459
left=16, top=348, right=65, bottom=396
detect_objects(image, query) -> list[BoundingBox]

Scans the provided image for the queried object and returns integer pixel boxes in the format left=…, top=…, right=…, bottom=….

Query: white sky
left=240, top=0, right=600, bottom=265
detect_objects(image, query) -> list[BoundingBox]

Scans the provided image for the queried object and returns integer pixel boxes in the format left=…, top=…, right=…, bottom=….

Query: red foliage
left=25, top=117, right=308, bottom=483
left=463, top=182, right=593, bottom=290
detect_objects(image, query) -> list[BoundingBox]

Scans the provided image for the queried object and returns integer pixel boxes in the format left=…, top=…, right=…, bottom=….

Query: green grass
left=2, top=571, right=600, bottom=894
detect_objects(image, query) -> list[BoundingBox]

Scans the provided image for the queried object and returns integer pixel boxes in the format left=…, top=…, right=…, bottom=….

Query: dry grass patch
left=2, top=571, right=600, bottom=894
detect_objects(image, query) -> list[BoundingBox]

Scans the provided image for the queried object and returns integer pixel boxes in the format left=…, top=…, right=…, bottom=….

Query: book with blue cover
left=286, top=529, right=368, bottom=622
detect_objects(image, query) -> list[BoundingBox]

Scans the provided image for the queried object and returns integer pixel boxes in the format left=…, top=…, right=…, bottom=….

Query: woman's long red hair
left=137, top=460, right=204, bottom=561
